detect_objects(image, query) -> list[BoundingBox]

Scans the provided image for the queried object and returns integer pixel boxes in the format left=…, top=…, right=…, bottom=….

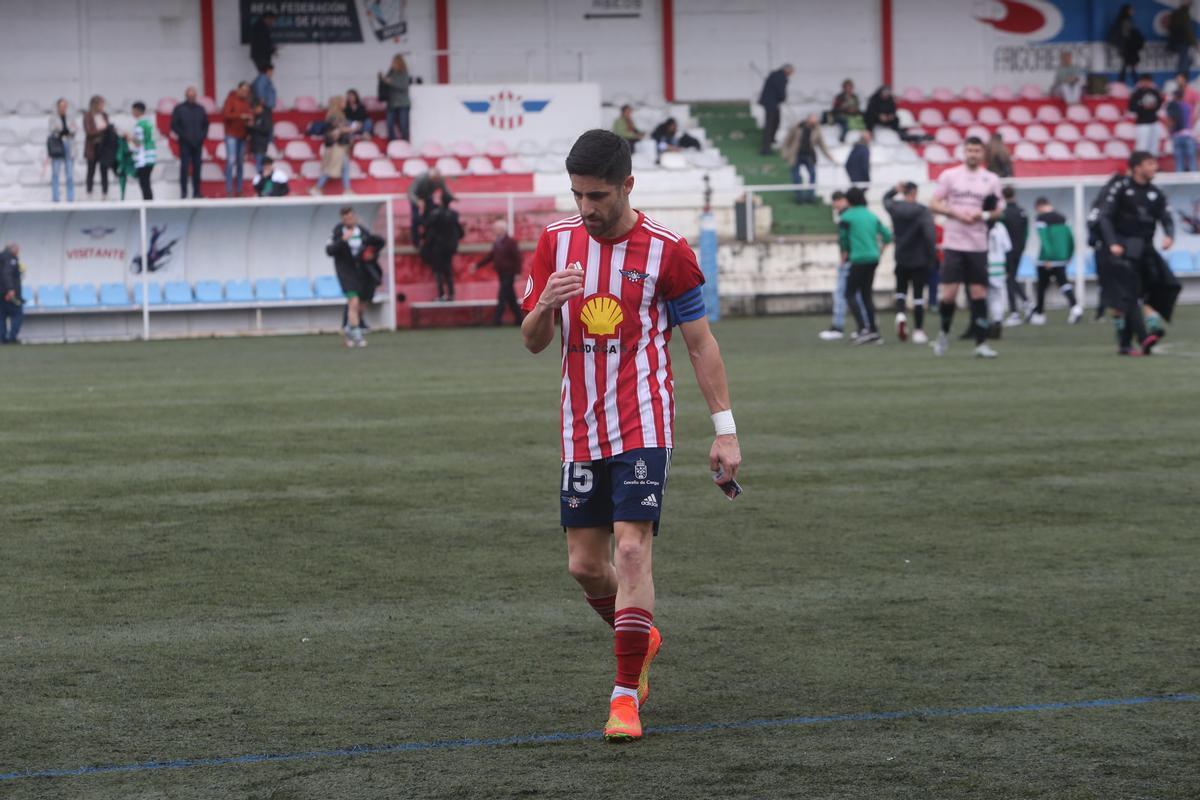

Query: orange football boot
left=603, top=695, right=642, bottom=742
left=637, top=625, right=662, bottom=708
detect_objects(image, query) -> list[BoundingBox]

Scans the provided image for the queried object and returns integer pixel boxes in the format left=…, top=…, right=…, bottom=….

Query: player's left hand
left=710, top=434, right=741, bottom=482
left=1162, top=236, right=1174, bottom=250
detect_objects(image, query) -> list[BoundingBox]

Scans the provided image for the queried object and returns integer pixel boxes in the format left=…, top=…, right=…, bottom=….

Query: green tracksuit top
left=1036, top=210, right=1074, bottom=267
left=838, top=206, right=893, bottom=265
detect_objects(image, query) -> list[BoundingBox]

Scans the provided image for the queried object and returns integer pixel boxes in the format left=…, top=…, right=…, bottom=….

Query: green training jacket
left=1036, top=210, right=1075, bottom=267
left=838, top=206, right=893, bottom=265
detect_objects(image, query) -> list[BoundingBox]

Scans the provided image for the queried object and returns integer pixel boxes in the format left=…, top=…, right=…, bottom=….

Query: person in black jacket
left=845, top=130, right=871, bottom=185
left=0, top=244, right=23, bottom=344
left=999, top=186, right=1030, bottom=324
left=1097, top=151, right=1180, bottom=355
left=247, top=100, right=273, bottom=175
left=420, top=195, right=465, bottom=301
left=250, top=12, right=277, bottom=74
left=864, top=85, right=899, bottom=134
left=884, top=182, right=936, bottom=342
left=1107, top=4, right=1144, bottom=84
left=170, top=87, right=209, bottom=199
left=326, top=207, right=372, bottom=348
left=758, top=64, right=793, bottom=155
left=1129, top=74, right=1164, bottom=156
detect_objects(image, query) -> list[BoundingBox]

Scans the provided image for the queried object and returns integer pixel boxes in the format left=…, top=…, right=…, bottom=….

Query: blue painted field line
left=1, top=693, right=1195, bottom=783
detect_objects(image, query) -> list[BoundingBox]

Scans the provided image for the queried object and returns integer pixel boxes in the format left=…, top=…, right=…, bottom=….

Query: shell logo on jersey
left=579, top=295, right=625, bottom=337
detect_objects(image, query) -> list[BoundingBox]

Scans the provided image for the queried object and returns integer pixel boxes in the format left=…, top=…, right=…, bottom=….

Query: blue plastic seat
left=255, top=278, right=283, bottom=301
left=163, top=280, right=193, bottom=304
left=194, top=280, right=223, bottom=303
left=37, top=285, right=66, bottom=308
left=133, top=282, right=164, bottom=306
left=1169, top=250, right=1194, bottom=274
left=1016, top=254, right=1036, bottom=280
left=21, top=286, right=34, bottom=305
left=67, top=283, right=99, bottom=307
left=314, top=275, right=343, bottom=299
left=284, top=277, right=315, bottom=300
left=1188, top=252, right=1200, bottom=274
left=99, top=283, right=131, bottom=306
left=225, top=279, right=254, bottom=302
left=1082, top=253, right=1096, bottom=278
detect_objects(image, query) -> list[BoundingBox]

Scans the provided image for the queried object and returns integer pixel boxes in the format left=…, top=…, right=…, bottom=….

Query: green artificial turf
left=1, top=314, right=1198, bottom=799
left=692, top=101, right=838, bottom=237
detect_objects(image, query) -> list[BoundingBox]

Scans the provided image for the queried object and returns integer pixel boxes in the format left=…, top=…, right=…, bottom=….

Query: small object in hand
left=712, top=469, right=743, bottom=501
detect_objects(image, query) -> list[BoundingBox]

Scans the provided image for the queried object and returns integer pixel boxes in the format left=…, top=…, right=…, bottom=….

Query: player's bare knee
left=567, top=554, right=607, bottom=584
left=613, top=536, right=651, bottom=574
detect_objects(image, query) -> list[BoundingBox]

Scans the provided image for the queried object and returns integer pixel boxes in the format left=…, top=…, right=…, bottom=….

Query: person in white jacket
left=986, top=215, right=1012, bottom=337
left=48, top=99, right=78, bottom=203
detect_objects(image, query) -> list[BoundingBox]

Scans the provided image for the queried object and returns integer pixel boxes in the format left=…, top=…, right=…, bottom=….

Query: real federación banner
left=240, top=1, right=364, bottom=45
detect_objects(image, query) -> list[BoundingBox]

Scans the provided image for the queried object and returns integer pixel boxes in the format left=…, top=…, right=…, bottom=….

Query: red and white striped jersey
left=522, top=211, right=705, bottom=462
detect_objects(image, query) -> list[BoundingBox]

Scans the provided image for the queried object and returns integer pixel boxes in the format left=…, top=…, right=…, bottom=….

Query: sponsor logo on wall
left=365, top=0, right=407, bottom=41
left=461, top=90, right=550, bottom=130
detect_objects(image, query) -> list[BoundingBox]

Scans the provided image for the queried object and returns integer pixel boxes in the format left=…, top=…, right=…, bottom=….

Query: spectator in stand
left=1107, top=5, right=1144, bottom=85
left=757, top=63, right=793, bottom=155
left=48, top=98, right=77, bottom=203
left=127, top=101, right=156, bottom=200
left=420, top=194, right=464, bottom=302
left=310, top=96, right=354, bottom=196
left=471, top=219, right=524, bottom=325
left=344, top=89, right=373, bottom=138
left=650, top=118, right=701, bottom=158
left=986, top=133, right=1014, bottom=178
left=1166, top=1, right=1197, bottom=76
left=1167, top=89, right=1196, bottom=171
left=864, top=85, right=899, bottom=134
left=0, top=244, right=23, bottom=344
left=83, top=95, right=114, bottom=200
left=831, top=79, right=863, bottom=143
left=1165, top=71, right=1200, bottom=105
left=251, top=66, right=277, bottom=111
left=170, top=87, right=208, bottom=199
left=782, top=114, right=833, bottom=204
left=250, top=12, right=277, bottom=73
left=253, top=157, right=289, bottom=196
left=845, top=130, right=871, bottom=186
left=379, top=54, right=412, bottom=142
left=1050, top=52, right=1086, bottom=105
left=1129, top=74, right=1164, bottom=155
left=247, top=99, right=273, bottom=176
left=612, top=104, right=643, bottom=148
left=406, top=167, right=451, bottom=246
left=222, top=82, right=253, bottom=197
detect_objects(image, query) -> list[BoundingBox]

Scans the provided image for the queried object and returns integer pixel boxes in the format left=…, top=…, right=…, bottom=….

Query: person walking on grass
left=883, top=181, right=936, bottom=344
left=520, top=129, right=742, bottom=744
left=1000, top=186, right=1032, bottom=326
left=471, top=219, right=524, bottom=325
left=819, top=191, right=864, bottom=341
left=985, top=199, right=1012, bottom=339
left=838, top=187, right=892, bottom=345
left=326, top=206, right=371, bottom=348
left=929, top=136, right=1004, bottom=358
left=1029, top=197, right=1083, bottom=325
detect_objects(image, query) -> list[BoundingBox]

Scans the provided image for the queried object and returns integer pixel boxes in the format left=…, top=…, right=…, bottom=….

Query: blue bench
left=99, top=283, right=132, bottom=306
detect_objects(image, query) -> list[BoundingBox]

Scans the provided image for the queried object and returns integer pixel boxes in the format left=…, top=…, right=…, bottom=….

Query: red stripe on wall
left=436, top=0, right=450, bottom=84
left=662, top=0, right=675, bottom=102
left=881, top=0, right=893, bottom=87
left=200, top=0, right=216, bottom=99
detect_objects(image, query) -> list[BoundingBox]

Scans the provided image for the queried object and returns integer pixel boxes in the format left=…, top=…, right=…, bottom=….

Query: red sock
left=586, top=593, right=617, bottom=627
left=613, top=607, right=653, bottom=690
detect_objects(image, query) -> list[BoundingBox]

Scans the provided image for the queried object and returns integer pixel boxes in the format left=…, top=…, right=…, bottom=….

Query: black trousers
left=86, top=159, right=110, bottom=194
left=1004, top=249, right=1027, bottom=312
left=1034, top=266, right=1071, bottom=313
left=178, top=142, right=203, bottom=198
left=495, top=276, right=522, bottom=324
left=430, top=257, right=454, bottom=299
left=845, top=261, right=878, bottom=333
left=761, top=105, right=780, bottom=153
left=136, top=165, right=154, bottom=200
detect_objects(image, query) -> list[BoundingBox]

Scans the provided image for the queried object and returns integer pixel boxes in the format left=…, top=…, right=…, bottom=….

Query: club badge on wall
left=365, top=0, right=408, bottom=41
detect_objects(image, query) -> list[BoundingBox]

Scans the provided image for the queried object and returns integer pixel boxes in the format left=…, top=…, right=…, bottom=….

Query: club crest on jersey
left=579, top=294, right=625, bottom=337
left=620, top=269, right=649, bottom=283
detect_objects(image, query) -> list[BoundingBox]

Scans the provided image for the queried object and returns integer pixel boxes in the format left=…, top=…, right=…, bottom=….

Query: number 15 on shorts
left=562, top=462, right=594, bottom=493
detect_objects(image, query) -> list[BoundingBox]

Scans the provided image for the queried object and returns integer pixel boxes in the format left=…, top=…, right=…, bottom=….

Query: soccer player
left=928, top=136, right=1004, bottom=358
left=325, top=206, right=371, bottom=347
left=520, top=130, right=742, bottom=743
left=1029, top=198, right=1083, bottom=325
left=883, top=181, right=936, bottom=344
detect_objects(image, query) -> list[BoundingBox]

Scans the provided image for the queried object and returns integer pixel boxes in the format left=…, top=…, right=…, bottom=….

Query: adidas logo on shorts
left=640, top=494, right=658, bottom=508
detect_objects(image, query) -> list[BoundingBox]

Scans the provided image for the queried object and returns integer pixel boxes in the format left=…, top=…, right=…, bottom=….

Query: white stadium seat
left=917, top=108, right=946, bottom=128
left=1006, top=106, right=1033, bottom=125
left=1084, top=122, right=1111, bottom=141
left=0, top=129, right=18, bottom=146
left=386, top=139, right=413, bottom=159
left=435, top=157, right=464, bottom=177
left=401, top=158, right=429, bottom=177
left=1019, top=84, right=1046, bottom=100
left=483, top=140, right=509, bottom=157
left=548, top=138, right=574, bottom=155
left=931, top=87, right=955, bottom=102
left=18, top=165, right=45, bottom=185
left=1114, top=121, right=1136, bottom=140
left=1107, top=82, right=1131, bottom=100
left=923, top=143, right=954, bottom=164
left=658, top=151, right=689, bottom=170
left=965, top=125, right=991, bottom=142
left=1044, top=141, right=1073, bottom=161
left=947, top=107, right=973, bottom=126
left=990, top=85, right=1016, bottom=101
left=874, top=127, right=902, bottom=146
left=15, top=99, right=48, bottom=116
left=368, top=158, right=399, bottom=178
left=1094, top=103, right=1122, bottom=122
left=449, top=140, right=477, bottom=157
left=996, top=124, right=1022, bottom=145
left=466, top=156, right=497, bottom=175
left=536, top=155, right=564, bottom=174
left=299, top=160, right=323, bottom=179
left=293, top=96, right=320, bottom=112
left=1024, top=124, right=1051, bottom=143
left=934, top=127, right=963, bottom=146
left=1054, top=123, right=1082, bottom=142
left=1104, top=140, right=1131, bottom=159
left=1066, top=105, right=1091, bottom=123
left=977, top=106, right=1004, bottom=126
left=198, top=96, right=217, bottom=113
left=214, top=141, right=227, bottom=160
left=348, top=160, right=365, bottom=179
left=1014, top=141, right=1044, bottom=160
left=206, top=121, right=224, bottom=141
left=2, top=146, right=35, bottom=164
left=156, top=97, right=177, bottom=115
left=901, top=87, right=925, bottom=103
left=499, top=156, right=531, bottom=173
left=516, top=139, right=544, bottom=157
left=1035, top=105, right=1064, bottom=124
left=418, top=141, right=445, bottom=158
left=687, top=149, right=723, bottom=169
left=273, top=121, right=301, bottom=139
left=961, top=86, right=987, bottom=102
left=284, top=140, right=316, bottom=161
left=351, top=140, right=382, bottom=160
left=1075, top=141, right=1103, bottom=159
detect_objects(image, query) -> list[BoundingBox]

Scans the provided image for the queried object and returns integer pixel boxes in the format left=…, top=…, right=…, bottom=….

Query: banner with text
left=409, top=83, right=602, bottom=148
left=240, top=0, right=364, bottom=44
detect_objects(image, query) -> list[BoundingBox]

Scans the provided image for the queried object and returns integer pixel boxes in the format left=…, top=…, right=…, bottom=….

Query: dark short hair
left=339, top=206, right=354, bottom=216
left=1034, top=196, right=1051, bottom=206
left=565, top=129, right=632, bottom=185
left=982, top=194, right=998, bottom=212
left=845, top=187, right=867, bottom=206
left=132, top=101, right=146, bottom=112
left=1128, top=150, right=1156, bottom=168
left=901, top=181, right=918, bottom=194
left=263, top=156, right=274, bottom=165
left=1137, top=73, right=1152, bottom=82
left=1002, top=186, right=1016, bottom=200
left=831, top=190, right=846, bottom=201
left=964, top=136, right=985, bottom=147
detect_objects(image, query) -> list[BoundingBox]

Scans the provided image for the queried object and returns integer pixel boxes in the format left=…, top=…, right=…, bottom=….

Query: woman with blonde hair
left=82, top=95, right=114, bottom=199
left=985, top=133, right=1013, bottom=178
left=310, top=96, right=354, bottom=196
left=378, top=53, right=412, bottom=141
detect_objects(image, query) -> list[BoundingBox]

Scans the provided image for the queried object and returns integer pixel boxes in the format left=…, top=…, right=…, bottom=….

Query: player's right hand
left=538, top=270, right=584, bottom=308
left=1110, top=243, right=1125, bottom=257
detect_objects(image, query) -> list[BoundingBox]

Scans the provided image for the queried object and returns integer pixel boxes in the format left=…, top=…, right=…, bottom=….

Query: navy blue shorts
left=560, top=447, right=672, bottom=534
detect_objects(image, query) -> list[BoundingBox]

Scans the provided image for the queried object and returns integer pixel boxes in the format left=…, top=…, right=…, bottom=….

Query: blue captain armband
left=667, top=285, right=706, bottom=326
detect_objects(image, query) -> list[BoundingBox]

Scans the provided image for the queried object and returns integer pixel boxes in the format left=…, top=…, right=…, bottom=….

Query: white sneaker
left=974, top=343, right=999, bottom=358
left=1003, top=312, right=1023, bottom=327
left=1029, top=313, right=1047, bottom=326
left=852, top=331, right=883, bottom=345
left=1067, top=304, right=1083, bottom=324
left=818, top=328, right=845, bottom=341
left=912, top=329, right=929, bottom=344
left=895, top=312, right=908, bottom=342
left=932, top=331, right=948, bottom=356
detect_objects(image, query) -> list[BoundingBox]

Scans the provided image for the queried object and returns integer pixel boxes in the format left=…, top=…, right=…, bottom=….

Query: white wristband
left=712, top=409, right=736, bottom=436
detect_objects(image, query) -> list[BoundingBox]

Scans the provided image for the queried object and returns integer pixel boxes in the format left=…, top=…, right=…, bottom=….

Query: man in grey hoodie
left=883, top=182, right=937, bottom=343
